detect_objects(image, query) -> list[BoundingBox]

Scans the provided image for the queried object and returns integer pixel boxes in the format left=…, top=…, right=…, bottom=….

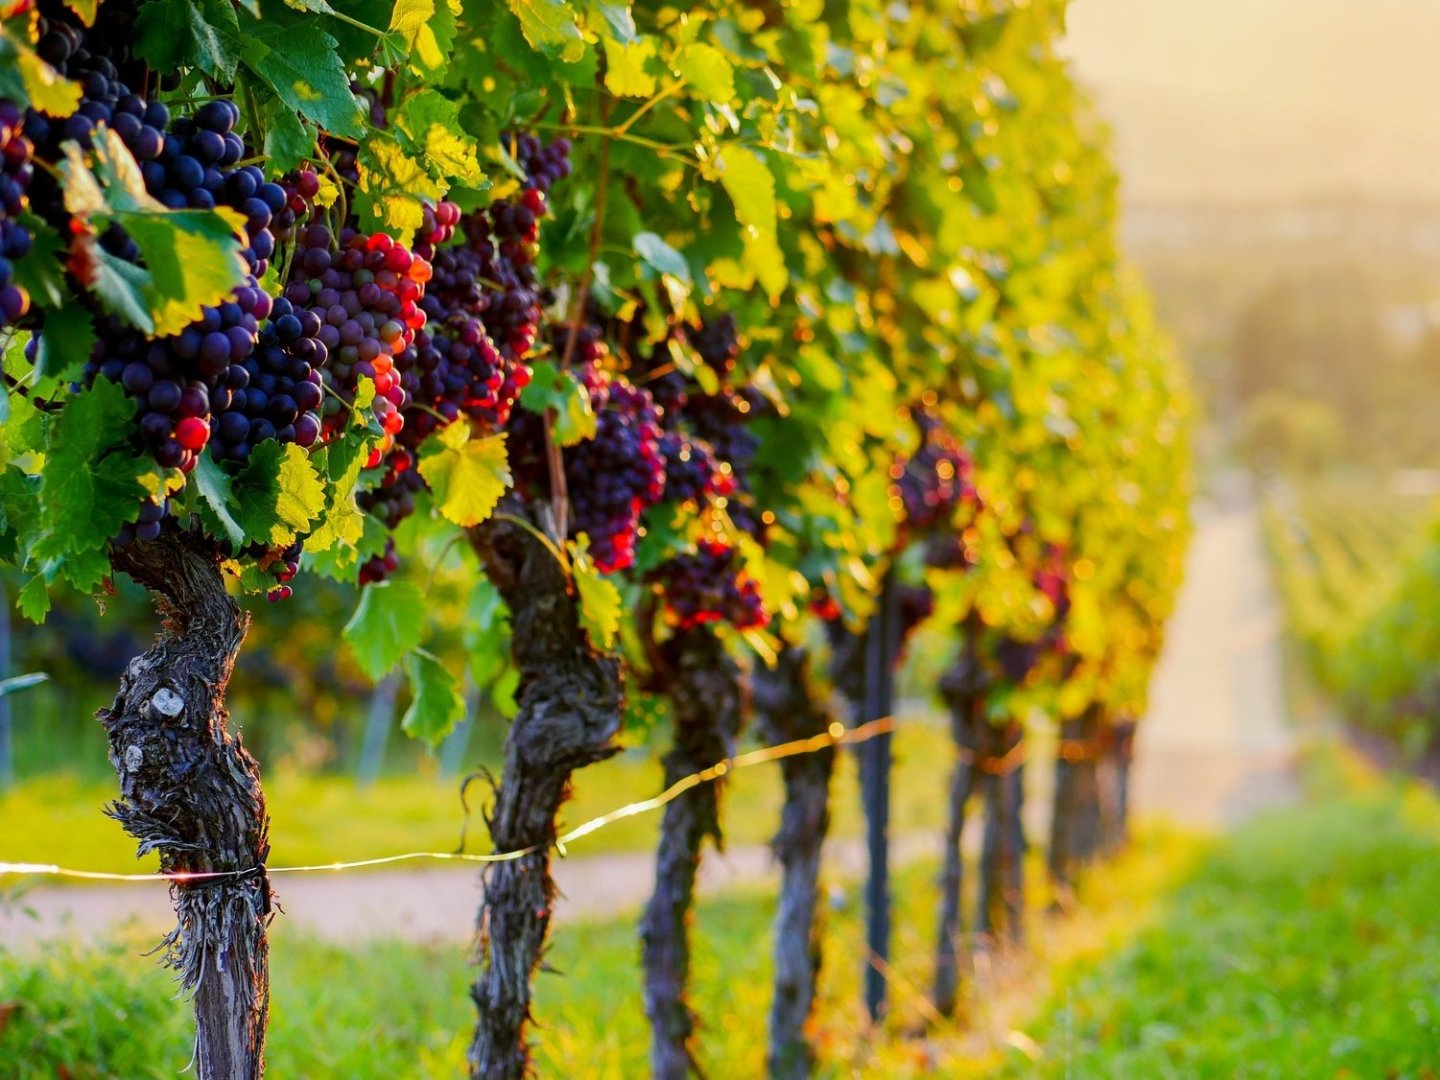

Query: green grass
left=0, top=717, right=956, bottom=876
left=8, top=741, right=1440, bottom=1077
left=0, top=824, right=1202, bottom=1079
left=994, top=754, right=1440, bottom=1078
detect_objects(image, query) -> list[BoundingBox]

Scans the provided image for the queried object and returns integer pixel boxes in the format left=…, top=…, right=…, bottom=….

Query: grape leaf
left=17, top=576, right=50, bottom=624
left=674, top=43, right=734, bottom=103
left=34, top=379, right=146, bottom=563
left=401, top=650, right=466, bottom=745
left=64, top=0, right=99, bottom=26
left=389, top=0, right=459, bottom=76
left=569, top=536, right=620, bottom=649
left=34, top=299, right=96, bottom=382
left=11, top=216, right=66, bottom=310
left=518, top=361, right=596, bottom=447
left=603, top=36, right=657, bottom=98
left=355, top=131, right=449, bottom=232
left=261, top=98, right=316, bottom=174
left=133, top=0, right=242, bottom=81
left=230, top=442, right=325, bottom=547
left=191, top=454, right=245, bottom=549
left=394, top=90, right=484, bottom=186
left=0, top=27, right=82, bottom=117
left=505, top=0, right=584, bottom=62
left=633, top=232, right=691, bottom=284
left=306, top=430, right=370, bottom=552
left=417, top=424, right=511, bottom=528
left=716, top=146, right=786, bottom=299
left=587, top=0, right=636, bottom=43
left=239, top=21, right=365, bottom=139
left=344, top=579, right=426, bottom=680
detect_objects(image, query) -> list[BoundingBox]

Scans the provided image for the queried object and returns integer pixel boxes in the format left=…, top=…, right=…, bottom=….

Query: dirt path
left=1132, top=470, right=1299, bottom=827
left=2, top=475, right=1294, bottom=946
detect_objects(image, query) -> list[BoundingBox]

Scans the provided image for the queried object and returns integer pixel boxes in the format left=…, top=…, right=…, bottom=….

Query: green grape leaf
left=355, top=131, right=449, bottom=231
left=587, top=1, right=636, bottom=43
left=505, top=0, right=584, bottom=62
left=35, top=378, right=146, bottom=562
left=673, top=42, right=734, bottom=103
left=17, top=576, right=50, bottom=624
left=401, top=650, right=466, bottom=745
left=239, top=21, right=365, bottom=138
left=133, top=0, right=243, bottom=81
left=633, top=231, right=691, bottom=284
left=417, top=424, right=511, bottom=528
left=518, top=361, right=596, bottom=447
left=568, top=536, right=620, bottom=649
left=716, top=146, right=786, bottom=299
left=389, top=0, right=459, bottom=76
left=230, top=441, right=326, bottom=547
left=394, top=90, right=485, bottom=186
left=343, top=579, right=426, bottom=680
left=307, top=430, right=370, bottom=552
left=63, top=0, right=100, bottom=26
left=0, top=27, right=82, bottom=117
left=11, top=217, right=66, bottom=311
left=34, top=299, right=96, bottom=383
left=191, top=454, right=245, bottom=550
left=261, top=98, right=317, bottom=174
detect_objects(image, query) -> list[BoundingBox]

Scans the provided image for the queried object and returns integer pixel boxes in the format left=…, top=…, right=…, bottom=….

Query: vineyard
left=1261, top=476, right=1440, bottom=750
left=0, top=1, right=1192, bottom=1079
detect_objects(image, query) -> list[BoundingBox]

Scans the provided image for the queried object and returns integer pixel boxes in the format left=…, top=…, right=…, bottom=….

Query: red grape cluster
left=0, top=100, right=34, bottom=327
left=288, top=223, right=432, bottom=466
left=657, top=431, right=725, bottom=506
left=649, top=541, right=768, bottom=631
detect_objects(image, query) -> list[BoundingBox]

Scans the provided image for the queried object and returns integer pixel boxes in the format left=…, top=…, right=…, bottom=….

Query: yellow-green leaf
left=674, top=42, right=734, bottom=103
left=569, top=537, right=621, bottom=649
left=417, top=424, right=511, bottom=528
left=604, top=36, right=657, bottom=98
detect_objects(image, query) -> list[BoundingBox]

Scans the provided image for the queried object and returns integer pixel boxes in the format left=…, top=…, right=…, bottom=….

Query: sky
left=1061, top=0, right=1440, bottom=205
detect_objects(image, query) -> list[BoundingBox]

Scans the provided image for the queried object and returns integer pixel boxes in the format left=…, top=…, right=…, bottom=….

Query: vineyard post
left=859, top=571, right=898, bottom=1022
left=933, top=639, right=981, bottom=1018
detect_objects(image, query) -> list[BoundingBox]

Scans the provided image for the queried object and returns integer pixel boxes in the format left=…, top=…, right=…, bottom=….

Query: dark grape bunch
left=691, top=313, right=739, bottom=376
left=0, top=99, right=34, bottom=328
left=506, top=132, right=572, bottom=194
left=564, top=365, right=666, bottom=573
left=649, top=540, right=768, bottom=631
left=357, top=449, right=425, bottom=530
left=896, top=583, right=934, bottom=643
left=895, top=406, right=975, bottom=533
left=658, top=431, right=726, bottom=507
left=358, top=538, right=400, bottom=586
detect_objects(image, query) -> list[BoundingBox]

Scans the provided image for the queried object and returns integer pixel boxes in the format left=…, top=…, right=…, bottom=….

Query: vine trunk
left=752, top=644, right=836, bottom=1079
left=641, top=629, right=744, bottom=1080
left=100, top=533, right=271, bottom=1080
left=466, top=497, right=624, bottom=1080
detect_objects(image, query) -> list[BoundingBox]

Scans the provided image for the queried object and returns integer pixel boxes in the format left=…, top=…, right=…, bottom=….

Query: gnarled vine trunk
left=975, top=719, right=1024, bottom=947
left=100, top=533, right=271, bottom=1080
left=641, top=629, right=744, bottom=1080
left=466, top=498, right=624, bottom=1080
left=752, top=644, right=836, bottom=1080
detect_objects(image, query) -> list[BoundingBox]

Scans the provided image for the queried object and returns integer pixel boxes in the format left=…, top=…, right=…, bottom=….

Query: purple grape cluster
left=648, top=541, right=768, bottom=630
left=357, top=450, right=425, bottom=530
left=564, top=367, right=666, bottom=573
left=0, top=100, right=33, bottom=327
left=208, top=296, right=327, bottom=462
left=896, top=407, right=975, bottom=533
left=692, top=313, right=739, bottom=376
left=658, top=431, right=721, bottom=506
left=506, top=132, right=573, bottom=193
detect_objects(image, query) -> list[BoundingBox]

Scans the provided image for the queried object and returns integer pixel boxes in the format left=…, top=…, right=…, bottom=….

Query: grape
left=358, top=538, right=401, bottom=586
left=658, top=431, right=724, bottom=507
left=0, top=99, right=34, bottom=329
left=648, top=541, right=768, bottom=630
left=692, top=314, right=739, bottom=376
left=895, top=407, right=975, bottom=533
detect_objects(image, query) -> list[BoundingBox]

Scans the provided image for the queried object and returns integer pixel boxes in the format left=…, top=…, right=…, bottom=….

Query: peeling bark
left=641, top=629, right=744, bottom=1080
left=100, top=533, right=270, bottom=1080
left=467, top=497, right=624, bottom=1080
left=752, top=644, right=835, bottom=1079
